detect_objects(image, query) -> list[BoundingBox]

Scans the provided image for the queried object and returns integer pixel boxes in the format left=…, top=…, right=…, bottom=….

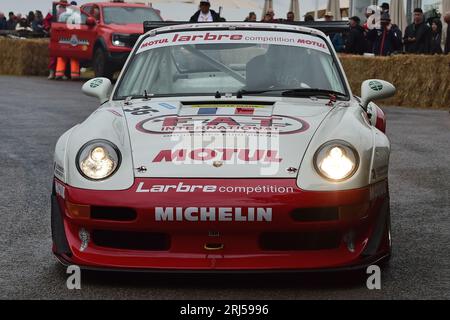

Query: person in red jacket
left=55, top=1, right=80, bottom=80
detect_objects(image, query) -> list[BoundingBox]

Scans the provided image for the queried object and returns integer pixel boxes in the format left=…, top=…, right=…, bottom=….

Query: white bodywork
left=54, top=23, right=391, bottom=191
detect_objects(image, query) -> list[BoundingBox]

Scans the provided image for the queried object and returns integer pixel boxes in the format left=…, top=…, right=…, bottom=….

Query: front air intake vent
left=260, top=231, right=341, bottom=251
left=91, top=207, right=137, bottom=221
left=92, top=230, right=170, bottom=251
left=290, top=208, right=339, bottom=222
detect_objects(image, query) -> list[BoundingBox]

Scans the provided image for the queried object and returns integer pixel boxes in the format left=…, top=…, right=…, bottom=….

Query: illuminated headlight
left=314, top=141, right=359, bottom=181
left=76, top=140, right=121, bottom=180
left=112, top=34, right=128, bottom=47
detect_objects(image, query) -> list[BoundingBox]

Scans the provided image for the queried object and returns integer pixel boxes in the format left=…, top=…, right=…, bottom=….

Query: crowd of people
left=0, top=9, right=53, bottom=35
left=245, top=2, right=450, bottom=56
left=192, top=0, right=450, bottom=56
left=344, top=4, right=450, bottom=56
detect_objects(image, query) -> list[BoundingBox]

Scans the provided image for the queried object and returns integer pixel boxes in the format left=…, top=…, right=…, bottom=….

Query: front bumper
left=51, top=178, right=391, bottom=272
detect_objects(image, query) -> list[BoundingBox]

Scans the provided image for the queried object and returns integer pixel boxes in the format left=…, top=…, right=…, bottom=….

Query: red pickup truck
left=50, top=1, right=163, bottom=79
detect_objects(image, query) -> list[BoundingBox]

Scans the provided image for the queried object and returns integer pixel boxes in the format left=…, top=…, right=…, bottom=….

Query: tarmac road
left=0, top=76, right=449, bottom=300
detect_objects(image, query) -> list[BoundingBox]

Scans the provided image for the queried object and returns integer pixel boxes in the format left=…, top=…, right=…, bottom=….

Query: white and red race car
left=51, top=22, right=395, bottom=272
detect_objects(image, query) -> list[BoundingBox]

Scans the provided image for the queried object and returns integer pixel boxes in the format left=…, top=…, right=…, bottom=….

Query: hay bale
left=0, top=38, right=49, bottom=76
left=340, top=54, right=450, bottom=109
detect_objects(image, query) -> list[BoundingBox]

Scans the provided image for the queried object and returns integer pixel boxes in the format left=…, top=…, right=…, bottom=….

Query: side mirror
left=86, top=16, right=96, bottom=27
left=82, top=78, right=112, bottom=104
left=360, top=79, right=396, bottom=109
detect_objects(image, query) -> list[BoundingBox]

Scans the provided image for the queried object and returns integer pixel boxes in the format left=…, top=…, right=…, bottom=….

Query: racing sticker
left=152, top=148, right=282, bottom=163
left=369, top=80, right=383, bottom=91
left=137, top=30, right=330, bottom=55
left=136, top=114, right=310, bottom=135
left=181, top=104, right=272, bottom=116
left=154, top=207, right=273, bottom=222
left=106, top=109, right=123, bottom=117
left=54, top=180, right=65, bottom=199
left=90, top=78, right=103, bottom=88
left=136, top=181, right=295, bottom=195
left=59, top=34, right=89, bottom=47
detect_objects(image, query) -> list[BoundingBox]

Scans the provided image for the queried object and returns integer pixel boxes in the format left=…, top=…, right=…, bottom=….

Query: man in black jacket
left=345, top=16, right=366, bottom=55
left=190, top=0, right=221, bottom=23
left=0, top=12, right=7, bottom=30
left=6, top=12, right=17, bottom=30
left=368, top=13, right=402, bottom=56
left=403, top=8, right=431, bottom=54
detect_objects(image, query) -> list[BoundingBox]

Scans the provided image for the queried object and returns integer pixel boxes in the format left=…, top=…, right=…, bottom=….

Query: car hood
left=118, top=99, right=335, bottom=178
left=105, top=23, right=144, bottom=34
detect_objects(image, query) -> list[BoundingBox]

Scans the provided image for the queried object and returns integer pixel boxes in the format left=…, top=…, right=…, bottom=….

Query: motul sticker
left=136, top=115, right=309, bottom=135
left=152, top=149, right=282, bottom=163
left=137, top=30, right=330, bottom=55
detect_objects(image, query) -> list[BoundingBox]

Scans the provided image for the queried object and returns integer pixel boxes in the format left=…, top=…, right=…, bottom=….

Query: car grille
left=259, top=231, right=341, bottom=251
left=92, top=230, right=170, bottom=251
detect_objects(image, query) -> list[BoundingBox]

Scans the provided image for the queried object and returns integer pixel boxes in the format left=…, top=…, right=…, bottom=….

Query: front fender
left=56, top=105, right=134, bottom=190
left=297, top=103, right=390, bottom=191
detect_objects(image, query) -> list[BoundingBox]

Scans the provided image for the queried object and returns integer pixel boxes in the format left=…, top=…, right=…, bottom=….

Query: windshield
left=115, top=30, right=347, bottom=99
left=103, top=7, right=161, bottom=25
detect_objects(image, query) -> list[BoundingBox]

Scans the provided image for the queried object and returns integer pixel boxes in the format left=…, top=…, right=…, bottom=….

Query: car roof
left=82, top=2, right=151, bottom=8
left=144, top=22, right=327, bottom=39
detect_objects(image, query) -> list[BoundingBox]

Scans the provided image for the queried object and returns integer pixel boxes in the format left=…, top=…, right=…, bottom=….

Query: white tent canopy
left=289, top=0, right=300, bottom=21
left=262, top=0, right=274, bottom=18
left=326, top=0, right=341, bottom=20
left=390, top=0, right=407, bottom=35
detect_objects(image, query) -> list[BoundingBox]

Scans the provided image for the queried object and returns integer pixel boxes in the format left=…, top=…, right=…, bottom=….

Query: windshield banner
left=137, top=30, right=330, bottom=55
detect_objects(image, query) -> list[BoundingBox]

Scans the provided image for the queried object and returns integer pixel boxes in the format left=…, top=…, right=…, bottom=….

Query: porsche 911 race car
left=51, top=22, right=395, bottom=272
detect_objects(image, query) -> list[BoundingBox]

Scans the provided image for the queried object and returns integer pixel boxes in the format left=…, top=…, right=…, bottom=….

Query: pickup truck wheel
left=93, top=48, right=114, bottom=80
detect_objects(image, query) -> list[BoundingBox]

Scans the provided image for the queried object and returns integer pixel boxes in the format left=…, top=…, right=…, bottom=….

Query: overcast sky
left=0, top=0, right=328, bottom=20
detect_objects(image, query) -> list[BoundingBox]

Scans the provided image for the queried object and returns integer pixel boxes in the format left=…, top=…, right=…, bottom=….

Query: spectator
left=430, top=19, right=443, bottom=54
left=404, top=8, right=431, bottom=54
left=190, top=0, right=221, bottom=23
left=324, top=11, right=333, bottom=22
left=32, top=10, right=44, bottom=33
left=325, top=12, right=345, bottom=52
left=444, top=12, right=450, bottom=54
left=368, top=13, right=402, bottom=56
left=55, top=6, right=81, bottom=81
left=244, top=12, right=257, bottom=22
left=0, top=12, right=7, bottom=30
left=286, top=11, right=295, bottom=22
left=6, top=11, right=17, bottom=30
left=381, top=3, right=389, bottom=14
left=15, top=18, right=32, bottom=32
left=262, top=13, right=273, bottom=23
left=345, top=16, right=366, bottom=55
left=43, top=12, right=56, bottom=79
left=304, top=14, right=314, bottom=22
left=266, top=8, right=276, bottom=21
left=27, top=11, right=35, bottom=29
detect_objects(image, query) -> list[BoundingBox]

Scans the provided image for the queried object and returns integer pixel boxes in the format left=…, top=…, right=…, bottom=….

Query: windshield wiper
left=237, top=88, right=347, bottom=99
left=281, top=88, right=347, bottom=98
